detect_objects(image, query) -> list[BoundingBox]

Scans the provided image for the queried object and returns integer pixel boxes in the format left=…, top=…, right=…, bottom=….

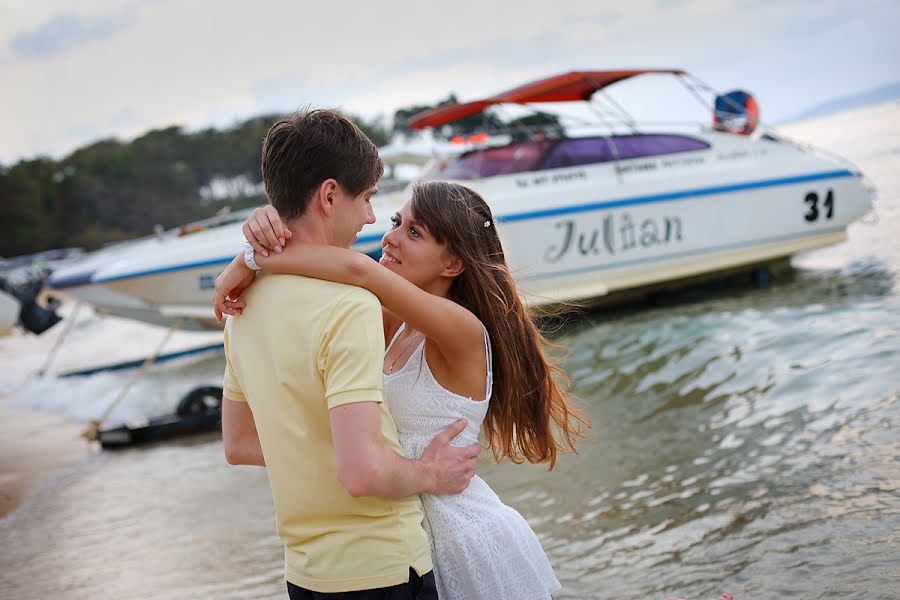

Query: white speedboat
left=48, top=69, right=874, bottom=329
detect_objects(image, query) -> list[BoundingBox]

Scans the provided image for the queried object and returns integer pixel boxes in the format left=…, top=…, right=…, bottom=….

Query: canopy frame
left=407, top=69, right=686, bottom=130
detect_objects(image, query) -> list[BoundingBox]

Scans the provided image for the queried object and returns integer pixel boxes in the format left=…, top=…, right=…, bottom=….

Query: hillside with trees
left=1, top=99, right=558, bottom=258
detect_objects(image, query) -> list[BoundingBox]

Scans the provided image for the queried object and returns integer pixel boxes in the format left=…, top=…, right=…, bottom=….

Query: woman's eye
left=390, top=216, right=400, bottom=227
left=409, top=227, right=420, bottom=238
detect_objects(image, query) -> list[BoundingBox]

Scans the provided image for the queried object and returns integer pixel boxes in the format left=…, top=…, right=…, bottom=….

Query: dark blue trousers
left=287, top=568, right=438, bottom=600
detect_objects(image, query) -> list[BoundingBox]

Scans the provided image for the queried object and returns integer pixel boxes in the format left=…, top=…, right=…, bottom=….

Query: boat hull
left=47, top=132, right=872, bottom=326
left=492, top=169, right=867, bottom=304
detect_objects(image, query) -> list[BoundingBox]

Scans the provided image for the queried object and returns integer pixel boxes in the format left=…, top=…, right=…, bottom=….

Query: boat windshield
left=439, top=140, right=555, bottom=180
left=435, top=134, right=709, bottom=180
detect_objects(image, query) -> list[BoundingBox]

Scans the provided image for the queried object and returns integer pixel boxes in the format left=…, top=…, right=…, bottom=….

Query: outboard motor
left=0, top=275, right=62, bottom=335
left=713, top=90, right=759, bottom=135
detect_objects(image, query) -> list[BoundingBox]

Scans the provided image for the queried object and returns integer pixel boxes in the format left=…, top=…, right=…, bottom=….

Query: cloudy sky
left=2, top=0, right=897, bottom=164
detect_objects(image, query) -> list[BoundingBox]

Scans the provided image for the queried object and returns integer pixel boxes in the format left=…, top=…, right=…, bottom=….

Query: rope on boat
left=33, top=301, right=82, bottom=378
left=82, top=318, right=183, bottom=442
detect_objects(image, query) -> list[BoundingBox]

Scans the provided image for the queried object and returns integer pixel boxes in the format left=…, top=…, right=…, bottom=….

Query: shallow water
left=1, top=102, right=899, bottom=599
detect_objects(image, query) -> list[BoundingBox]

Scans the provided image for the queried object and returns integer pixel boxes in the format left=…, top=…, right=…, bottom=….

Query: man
left=217, top=110, right=479, bottom=598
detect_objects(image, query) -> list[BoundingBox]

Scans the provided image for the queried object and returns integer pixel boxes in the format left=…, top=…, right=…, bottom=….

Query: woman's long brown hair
left=411, top=181, right=590, bottom=468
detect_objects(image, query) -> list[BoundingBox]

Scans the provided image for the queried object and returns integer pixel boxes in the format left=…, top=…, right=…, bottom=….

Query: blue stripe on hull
left=48, top=270, right=97, bottom=289
left=94, top=257, right=236, bottom=284
left=60, top=342, right=225, bottom=377
left=499, top=169, right=855, bottom=223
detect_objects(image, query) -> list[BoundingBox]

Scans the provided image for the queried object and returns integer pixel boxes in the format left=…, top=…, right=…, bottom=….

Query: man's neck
left=286, top=216, right=330, bottom=245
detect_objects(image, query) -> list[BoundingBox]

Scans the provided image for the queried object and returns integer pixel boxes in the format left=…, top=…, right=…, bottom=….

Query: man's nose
left=366, top=204, right=376, bottom=225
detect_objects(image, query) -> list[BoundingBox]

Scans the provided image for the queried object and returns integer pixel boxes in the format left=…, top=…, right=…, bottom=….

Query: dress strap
left=384, top=322, right=406, bottom=356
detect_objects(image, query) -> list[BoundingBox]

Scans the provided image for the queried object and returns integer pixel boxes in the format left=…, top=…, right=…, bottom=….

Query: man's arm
left=323, top=289, right=478, bottom=498
left=222, top=396, right=265, bottom=467
left=330, top=402, right=478, bottom=498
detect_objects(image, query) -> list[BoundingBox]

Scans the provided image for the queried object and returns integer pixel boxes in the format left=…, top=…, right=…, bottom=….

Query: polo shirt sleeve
left=318, top=288, right=385, bottom=409
left=222, top=318, right=246, bottom=403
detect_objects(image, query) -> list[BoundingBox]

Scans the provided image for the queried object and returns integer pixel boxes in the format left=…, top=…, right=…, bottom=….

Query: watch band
left=243, top=240, right=261, bottom=271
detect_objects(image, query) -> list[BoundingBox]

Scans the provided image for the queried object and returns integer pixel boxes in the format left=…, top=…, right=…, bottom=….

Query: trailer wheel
left=176, top=386, right=223, bottom=416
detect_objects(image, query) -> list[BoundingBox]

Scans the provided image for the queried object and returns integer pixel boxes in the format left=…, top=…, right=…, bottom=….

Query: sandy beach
left=0, top=304, right=225, bottom=521
left=0, top=393, right=90, bottom=518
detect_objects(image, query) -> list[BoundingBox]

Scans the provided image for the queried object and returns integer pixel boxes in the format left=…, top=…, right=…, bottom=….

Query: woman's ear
left=441, top=253, right=465, bottom=278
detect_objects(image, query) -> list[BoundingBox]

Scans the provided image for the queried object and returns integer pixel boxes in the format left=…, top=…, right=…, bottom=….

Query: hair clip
left=484, top=220, right=492, bottom=228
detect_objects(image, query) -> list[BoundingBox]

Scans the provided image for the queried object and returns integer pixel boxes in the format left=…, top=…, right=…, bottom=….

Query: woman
left=215, top=181, right=589, bottom=599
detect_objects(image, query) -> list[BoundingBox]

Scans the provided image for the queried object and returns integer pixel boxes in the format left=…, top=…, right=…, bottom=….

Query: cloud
left=0, top=0, right=897, bottom=163
left=9, top=7, right=138, bottom=58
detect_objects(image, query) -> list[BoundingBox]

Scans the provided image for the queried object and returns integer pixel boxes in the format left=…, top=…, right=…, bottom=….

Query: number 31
left=804, top=189, right=834, bottom=222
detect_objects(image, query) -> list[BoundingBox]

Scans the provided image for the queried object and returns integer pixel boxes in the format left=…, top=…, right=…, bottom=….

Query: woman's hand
left=213, top=256, right=256, bottom=322
left=243, top=205, right=291, bottom=257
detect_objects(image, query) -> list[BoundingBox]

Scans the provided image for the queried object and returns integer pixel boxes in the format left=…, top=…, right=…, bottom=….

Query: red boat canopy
left=407, top=69, right=685, bottom=129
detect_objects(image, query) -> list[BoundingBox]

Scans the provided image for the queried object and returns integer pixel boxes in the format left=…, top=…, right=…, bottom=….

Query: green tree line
left=1, top=100, right=558, bottom=257
left=0, top=111, right=391, bottom=257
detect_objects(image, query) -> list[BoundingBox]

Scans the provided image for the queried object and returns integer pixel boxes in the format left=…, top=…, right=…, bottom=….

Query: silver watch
left=243, top=240, right=261, bottom=271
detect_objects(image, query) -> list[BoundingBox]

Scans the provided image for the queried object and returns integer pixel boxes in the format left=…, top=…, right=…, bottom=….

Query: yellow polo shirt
left=222, top=273, right=432, bottom=592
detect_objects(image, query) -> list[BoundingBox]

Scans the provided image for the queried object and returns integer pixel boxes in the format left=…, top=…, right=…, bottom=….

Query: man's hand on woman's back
left=421, top=419, right=480, bottom=495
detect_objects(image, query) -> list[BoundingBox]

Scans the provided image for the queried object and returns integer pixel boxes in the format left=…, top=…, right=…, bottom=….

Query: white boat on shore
left=48, top=69, right=874, bottom=329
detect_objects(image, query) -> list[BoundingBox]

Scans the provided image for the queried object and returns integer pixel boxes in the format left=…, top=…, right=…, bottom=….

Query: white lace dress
left=383, top=324, right=561, bottom=600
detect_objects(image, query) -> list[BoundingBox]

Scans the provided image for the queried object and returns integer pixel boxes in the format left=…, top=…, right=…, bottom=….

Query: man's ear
left=316, top=179, right=339, bottom=216
left=441, top=253, right=465, bottom=278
